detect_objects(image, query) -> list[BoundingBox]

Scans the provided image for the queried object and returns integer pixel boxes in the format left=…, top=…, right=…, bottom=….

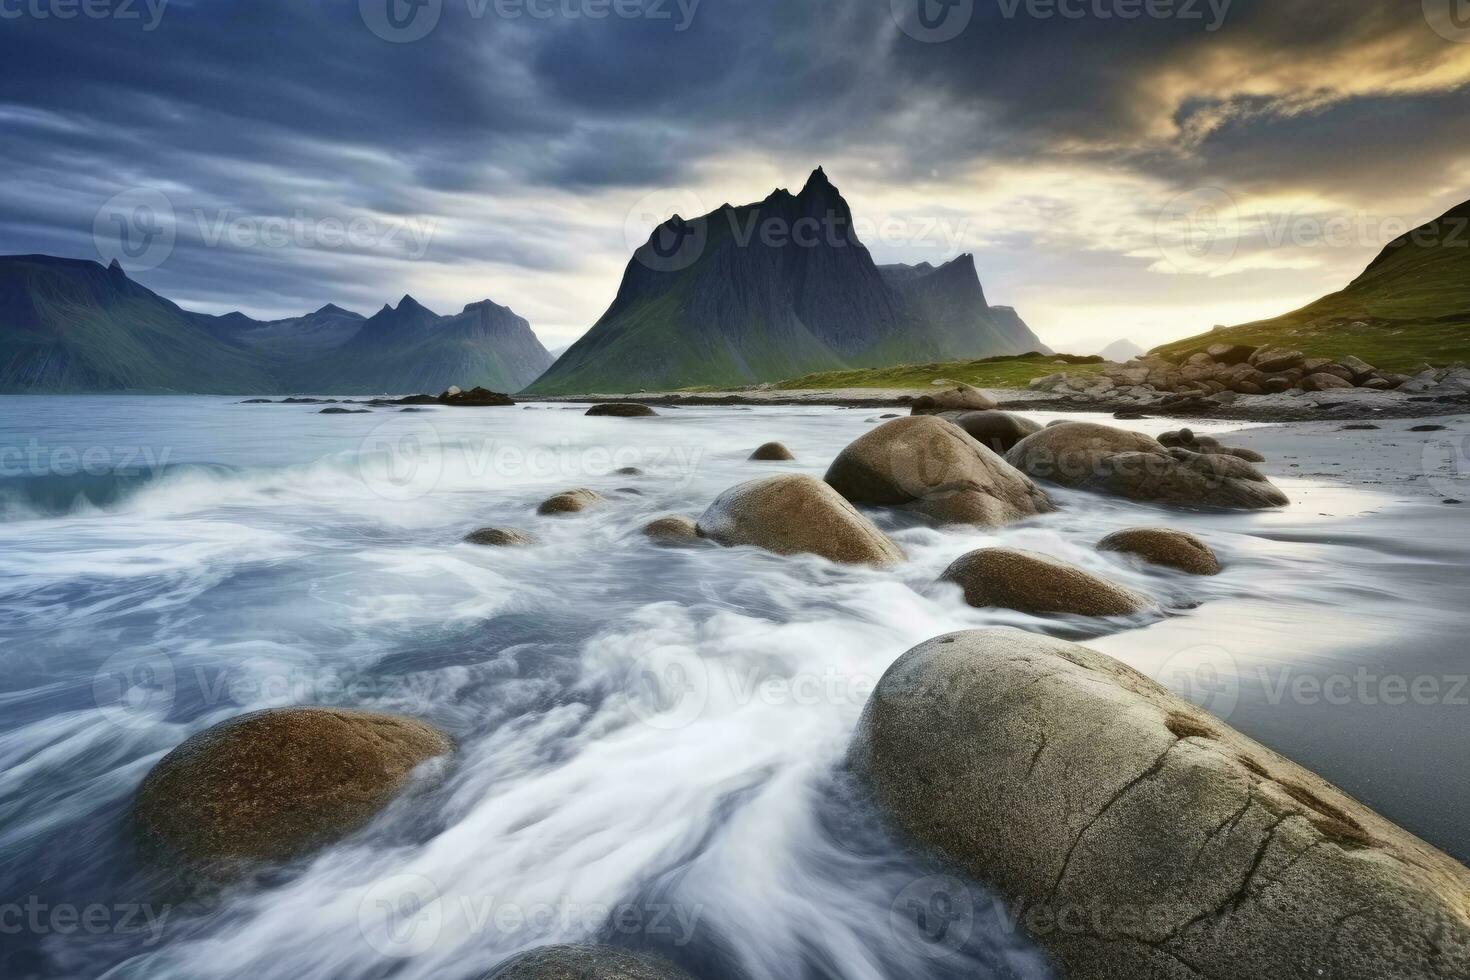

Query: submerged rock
left=850, top=629, right=1470, bottom=980
left=538, top=488, right=605, bottom=515
left=749, top=441, right=795, bottom=461
left=642, top=515, right=702, bottom=545
left=938, top=548, right=1150, bottom=616
left=479, top=944, right=695, bottom=979
left=825, top=416, right=1052, bottom=527
left=133, top=708, right=451, bottom=873
left=464, top=527, right=533, bottom=547
left=1099, top=527, right=1221, bottom=575
left=587, top=403, right=658, bottom=417
left=697, top=474, right=904, bottom=566
left=319, top=407, right=370, bottom=414
left=1006, top=421, right=1287, bottom=510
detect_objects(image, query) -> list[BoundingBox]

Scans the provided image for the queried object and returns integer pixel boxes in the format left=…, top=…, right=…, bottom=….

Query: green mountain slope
left=526, top=168, right=1043, bottom=394
left=1154, top=200, right=1470, bottom=370
left=0, top=255, right=552, bottom=394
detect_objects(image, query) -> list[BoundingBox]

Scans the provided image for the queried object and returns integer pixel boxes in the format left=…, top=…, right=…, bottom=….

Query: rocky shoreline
left=125, top=406, right=1470, bottom=978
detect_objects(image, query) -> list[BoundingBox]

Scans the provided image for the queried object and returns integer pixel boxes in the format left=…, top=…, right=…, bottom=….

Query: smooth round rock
left=910, top=383, right=997, bottom=415
left=587, top=403, right=657, bottom=417
left=938, top=410, right=1043, bottom=454
left=697, top=474, right=904, bottom=566
left=938, top=548, right=1150, bottom=616
left=465, top=527, right=533, bottom=547
left=479, top=944, right=695, bottom=979
left=538, top=488, right=605, bottom=515
left=850, top=629, right=1470, bottom=980
left=133, top=708, right=451, bottom=871
left=825, top=416, right=1052, bottom=527
left=642, top=515, right=702, bottom=546
left=749, top=442, right=795, bottom=461
left=1099, top=527, right=1222, bottom=575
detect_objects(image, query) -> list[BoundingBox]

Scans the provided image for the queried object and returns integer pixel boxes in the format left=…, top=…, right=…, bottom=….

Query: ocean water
left=0, top=396, right=1464, bottom=980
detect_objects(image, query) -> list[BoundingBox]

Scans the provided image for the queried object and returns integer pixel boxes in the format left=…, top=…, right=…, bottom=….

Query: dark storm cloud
left=0, top=0, right=1466, bottom=319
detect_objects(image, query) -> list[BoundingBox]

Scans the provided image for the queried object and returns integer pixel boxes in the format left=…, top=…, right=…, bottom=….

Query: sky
left=2, top=0, right=1470, bottom=353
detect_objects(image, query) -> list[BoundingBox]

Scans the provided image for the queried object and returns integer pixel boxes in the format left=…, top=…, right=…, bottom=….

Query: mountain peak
left=312, top=303, right=354, bottom=318
left=397, top=294, right=423, bottom=311
left=107, top=258, right=124, bottom=275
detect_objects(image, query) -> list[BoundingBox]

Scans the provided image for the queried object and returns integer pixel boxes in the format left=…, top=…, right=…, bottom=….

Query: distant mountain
left=288, top=296, right=553, bottom=395
left=0, top=255, right=279, bottom=393
left=525, top=168, right=1045, bottom=394
left=1155, top=199, right=1470, bottom=370
left=0, top=255, right=552, bottom=394
left=1100, top=338, right=1145, bottom=361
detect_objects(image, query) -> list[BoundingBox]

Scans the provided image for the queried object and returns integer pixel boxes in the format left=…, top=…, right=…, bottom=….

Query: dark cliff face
left=528, top=169, right=1044, bottom=394
left=0, top=256, right=552, bottom=394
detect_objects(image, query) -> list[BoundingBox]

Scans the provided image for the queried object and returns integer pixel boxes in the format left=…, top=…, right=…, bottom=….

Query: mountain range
left=526, top=168, right=1045, bottom=394
left=0, top=255, right=552, bottom=394
left=1155, top=199, right=1470, bottom=370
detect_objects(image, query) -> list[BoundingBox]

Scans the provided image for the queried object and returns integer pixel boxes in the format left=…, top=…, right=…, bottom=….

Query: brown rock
left=1250, top=347, right=1306, bottom=373
left=939, top=548, right=1150, bottom=616
left=642, top=515, right=702, bottom=546
left=134, top=708, right=451, bottom=872
left=937, top=410, right=1044, bottom=453
left=538, top=488, right=605, bottom=515
left=749, top=441, right=795, bottom=461
left=464, top=527, right=533, bottom=547
left=825, top=416, right=1052, bottom=527
left=909, top=383, right=997, bottom=415
left=697, top=474, right=904, bottom=566
left=1301, top=373, right=1354, bottom=392
left=850, top=630, right=1470, bottom=980
left=440, top=386, right=515, bottom=407
left=586, top=403, right=658, bottom=417
left=1098, top=527, right=1222, bottom=575
left=1206, top=342, right=1258, bottom=365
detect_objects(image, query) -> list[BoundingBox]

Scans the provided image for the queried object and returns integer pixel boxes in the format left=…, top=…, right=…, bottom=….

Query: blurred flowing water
left=0, top=395, right=1464, bottom=980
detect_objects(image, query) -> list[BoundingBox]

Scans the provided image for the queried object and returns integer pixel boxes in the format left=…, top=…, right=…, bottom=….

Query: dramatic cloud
left=1, top=0, right=1467, bottom=350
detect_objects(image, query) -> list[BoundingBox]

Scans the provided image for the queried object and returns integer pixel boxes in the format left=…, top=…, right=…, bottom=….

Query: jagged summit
left=527, top=169, right=1044, bottom=394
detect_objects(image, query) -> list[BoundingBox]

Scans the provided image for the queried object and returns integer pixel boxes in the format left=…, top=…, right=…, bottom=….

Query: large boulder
left=134, top=708, right=451, bottom=872
left=697, top=474, right=904, bottom=566
left=938, top=410, right=1044, bottom=454
left=1158, top=428, right=1266, bottom=464
left=1206, top=342, right=1258, bottom=365
left=850, top=629, right=1470, bottom=980
left=1005, top=421, right=1287, bottom=509
left=1301, top=372, right=1355, bottom=392
left=1098, top=527, right=1222, bottom=575
left=825, top=416, right=1053, bottom=527
left=587, top=403, right=658, bottom=417
left=479, top=944, right=694, bottom=979
left=939, top=548, right=1150, bottom=616
left=538, top=488, right=605, bottom=515
left=910, top=383, right=997, bottom=415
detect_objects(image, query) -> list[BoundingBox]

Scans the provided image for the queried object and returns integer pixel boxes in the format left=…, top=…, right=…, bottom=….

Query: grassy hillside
left=765, top=354, right=1105, bottom=391
left=1154, top=201, right=1470, bottom=370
